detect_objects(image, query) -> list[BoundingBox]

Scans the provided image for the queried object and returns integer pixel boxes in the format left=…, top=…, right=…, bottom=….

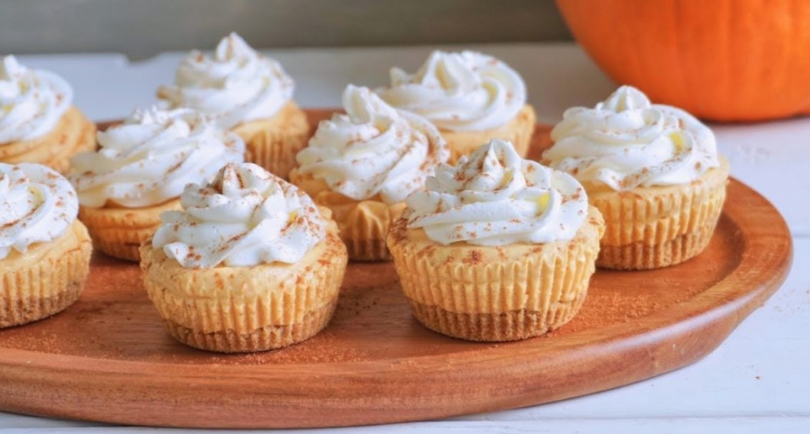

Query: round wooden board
left=0, top=110, right=793, bottom=429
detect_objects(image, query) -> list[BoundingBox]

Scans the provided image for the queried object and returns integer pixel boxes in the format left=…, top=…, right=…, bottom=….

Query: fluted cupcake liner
left=0, top=222, right=92, bottom=328
left=598, top=225, right=717, bottom=271
left=163, top=300, right=338, bottom=353
left=290, top=170, right=406, bottom=262
left=79, top=199, right=182, bottom=262
left=233, top=102, right=310, bottom=180
left=0, top=107, right=96, bottom=173
left=339, top=201, right=405, bottom=262
left=590, top=158, right=729, bottom=270
left=344, top=239, right=391, bottom=262
left=140, top=229, right=348, bottom=353
left=387, top=207, right=603, bottom=342
left=442, top=104, right=536, bottom=163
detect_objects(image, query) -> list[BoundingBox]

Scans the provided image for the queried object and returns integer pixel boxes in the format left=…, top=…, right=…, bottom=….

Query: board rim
left=0, top=114, right=793, bottom=429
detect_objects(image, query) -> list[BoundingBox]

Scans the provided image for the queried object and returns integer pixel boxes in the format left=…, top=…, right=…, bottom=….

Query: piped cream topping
left=405, top=139, right=588, bottom=246
left=375, top=50, right=526, bottom=132
left=295, top=85, right=448, bottom=204
left=544, top=86, right=720, bottom=191
left=69, top=107, right=244, bottom=208
left=0, top=56, right=72, bottom=144
left=0, top=163, right=79, bottom=259
left=157, top=32, right=294, bottom=129
left=152, top=162, right=326, bottom=268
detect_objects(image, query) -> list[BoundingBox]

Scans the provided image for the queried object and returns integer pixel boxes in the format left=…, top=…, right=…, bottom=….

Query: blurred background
left=4, top=0, right=805, bottom=123
left=0, top=0, right=572, bottom=60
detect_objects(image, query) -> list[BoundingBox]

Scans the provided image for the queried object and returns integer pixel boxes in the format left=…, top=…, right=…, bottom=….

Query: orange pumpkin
left=556, top=0, right=810, bottom=122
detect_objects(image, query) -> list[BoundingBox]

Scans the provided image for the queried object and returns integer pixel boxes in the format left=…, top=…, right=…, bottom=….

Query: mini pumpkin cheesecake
left=387, top=139, right=604, bottom=342
left=157, top=32, right=308, bottom=179
left=290, top=85, right=448, bottom=261
left=543, top=85, right=729, bottom=270
left=376, top=50, right=536, bottom=163
left=141, top=162, right=348, bottom=353
left=0, top=163, right=92, bottom=328
left=69, top=107, right=244, bottom=261
left=0, top=56, right=95, bottom=172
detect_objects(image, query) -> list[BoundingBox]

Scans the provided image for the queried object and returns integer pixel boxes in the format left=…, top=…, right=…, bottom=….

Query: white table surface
left=3, top=43, right=809, bottom=434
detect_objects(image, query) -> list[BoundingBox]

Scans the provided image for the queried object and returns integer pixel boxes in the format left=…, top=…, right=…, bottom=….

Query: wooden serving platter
left=0, top=111, right=793, bottom=429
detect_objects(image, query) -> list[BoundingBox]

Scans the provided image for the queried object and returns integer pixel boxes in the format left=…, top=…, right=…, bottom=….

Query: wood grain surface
left=0, top=111, right=793, bottom=428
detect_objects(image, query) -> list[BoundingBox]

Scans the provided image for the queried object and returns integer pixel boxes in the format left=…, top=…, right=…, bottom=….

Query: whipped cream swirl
left=405, top=139, right=587, bottom=246
left=0, top=56, right=72, bottom=144
left=544, top=86, right=720, bottom=191
left=0, top=163, right=79, bottom=259
left=296, top=85, right=448, bottom=204
left=153, top=162, right=326, bottom=268
left=157, top=32, right=294, bottom=129
left=375, top=51, right=526, bottom=132
left=69, top=107, right=244, bottom=208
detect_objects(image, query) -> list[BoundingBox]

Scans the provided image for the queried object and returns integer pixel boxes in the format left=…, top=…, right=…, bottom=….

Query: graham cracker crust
left=408, top=297, right=586, bottom=342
